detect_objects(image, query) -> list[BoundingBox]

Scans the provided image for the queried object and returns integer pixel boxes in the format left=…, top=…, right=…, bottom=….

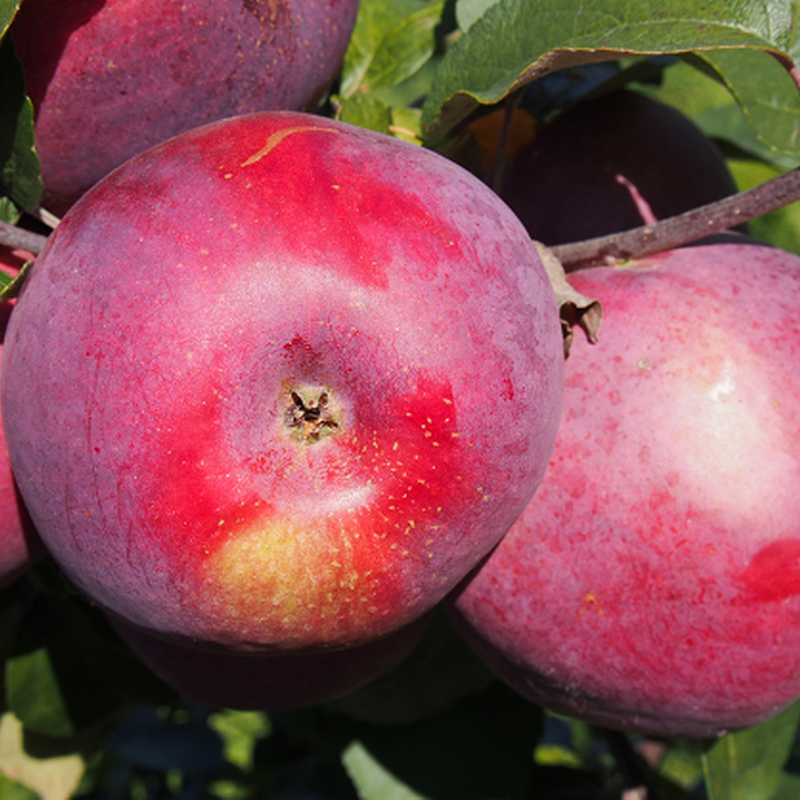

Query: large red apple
left=0, top=247, right=43, bottom=586
left=500, top=90, right=739, bottom=248
left=450, top=242, right=800, bottom=738
left=0, top=112, right=564, bottom=654
left=11, top=0, right=360, bottom=214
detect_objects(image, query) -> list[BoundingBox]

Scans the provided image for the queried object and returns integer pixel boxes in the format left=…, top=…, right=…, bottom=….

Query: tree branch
left=550, top=167, right=800, bottom=270
left=0, top=220, right=49, bottom=255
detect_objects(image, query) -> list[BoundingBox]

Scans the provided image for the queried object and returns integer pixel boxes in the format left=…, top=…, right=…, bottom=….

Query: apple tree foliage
left=1, top=0, right=800, bottom=798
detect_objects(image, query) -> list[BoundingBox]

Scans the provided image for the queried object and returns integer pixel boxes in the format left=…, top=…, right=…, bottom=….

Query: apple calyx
left=283, top=385, right=341, bottom=444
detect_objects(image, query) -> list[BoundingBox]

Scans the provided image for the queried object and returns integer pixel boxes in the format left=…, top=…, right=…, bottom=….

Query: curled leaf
left=534, top=241, right=602, bottom=357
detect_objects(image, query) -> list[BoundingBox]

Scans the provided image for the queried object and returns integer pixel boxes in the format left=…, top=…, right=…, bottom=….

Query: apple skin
left=450, top=242, right=800, bottom=738
left=500, top=90, right=739, bottom=248
left=0, top=248, right=44, bottom=587
left=108, top=612, right=432, bottom=712
left=1, top=112, right=564, bottom=654
left=11, top=0, right=360, bottom=214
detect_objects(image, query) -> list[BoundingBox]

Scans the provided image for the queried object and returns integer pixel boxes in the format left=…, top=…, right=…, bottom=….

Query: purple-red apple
left=450, top=242, right=800, bottom=738
left=0, top=247, right=43, bottom=586
left=11, top=0, right=360, bottom=214
left=500, top=90, right=739, bottom=248
left=1, top=112, right=564, bottom=654
left=109, top=612, right=432, bottom=711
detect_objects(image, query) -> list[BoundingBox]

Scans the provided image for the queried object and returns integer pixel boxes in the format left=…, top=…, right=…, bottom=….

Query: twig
left=0, top=220, right=49, bottom=255
left=551, top=167, right=800, bottom=270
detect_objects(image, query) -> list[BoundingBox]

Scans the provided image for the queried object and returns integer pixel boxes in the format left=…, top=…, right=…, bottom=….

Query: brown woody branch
left=0, top=220, right=49, bottom=255
left=551, top=167, right=800, bottom=270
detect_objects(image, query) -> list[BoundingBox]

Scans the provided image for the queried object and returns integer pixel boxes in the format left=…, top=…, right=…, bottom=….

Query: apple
left=11, top=0, right=361, bottom=214
left=450, top=242, right=800, bottom=738
left=109, top=612, right=432, bottom=712
left=0, top=111, right=564, bottom=654
left=499, top=90, right=739, bottom=247
left=0, top=247, right=43, bottom=586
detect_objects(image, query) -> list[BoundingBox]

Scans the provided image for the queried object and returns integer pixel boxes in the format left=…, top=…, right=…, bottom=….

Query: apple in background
left=1, top=112, right=564, bottom=654
left=0, top=247, right=44, bottom=587
left=10, top=0, right=361, bottom=214
left=109, top=613, right=432, bottom=712
left=499, top=90, right=739, bottom=248
left=450, top=242, right=800, bottom=739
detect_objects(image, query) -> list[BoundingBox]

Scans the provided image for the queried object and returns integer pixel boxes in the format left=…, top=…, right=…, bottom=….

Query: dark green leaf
left=0, top=35, right=42, bottom=212
left=702, top=701, right=800, bottom=800
left=6, top=568, right=176, bottom=738
left=6, top=647, right=73, bottom=738
left=422, top=0, right=796, bottom=146
left=325, top=611, right=494, bottom=727
left=336, top=682, right=543, bottom=799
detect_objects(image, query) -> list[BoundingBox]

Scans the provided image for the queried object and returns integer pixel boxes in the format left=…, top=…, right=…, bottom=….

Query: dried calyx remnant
left=283, top=386, right=341, bottom=443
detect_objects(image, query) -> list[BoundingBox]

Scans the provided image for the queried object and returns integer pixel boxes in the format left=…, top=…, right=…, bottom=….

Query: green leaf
left=0, top=196, right=20, bottom=225
left=694, top=47, right=800, bottom=156
left=0, top=771, right=38, bottom=800
left=0, top=36, right=42, bottom=212
left=422, top=0, right=797, bottom=146
left=702, top=701, right=800, bottom=800
left=771, top=772, right=800, bottom=800
left=455, top=0, right=499, bottom=32
left=336, top=93, right=393, bottom=134
left=0, top=259, right=32, bottom=300
left=727, top=158, right=800, bottom=256
left=207, top=710, right=270, bottom=773
left=0, top=0, right=21, bottom=41
left=390, top=107, right=424, bottom=144
left=343, top=742, right=426, bottom=800
left=6, top=647, right=73, bottom=739
left=341, top=0, right=444, bottom=99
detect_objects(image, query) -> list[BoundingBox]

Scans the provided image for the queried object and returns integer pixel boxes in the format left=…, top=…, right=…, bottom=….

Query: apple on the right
left=450, top=241, right=800, bottom=738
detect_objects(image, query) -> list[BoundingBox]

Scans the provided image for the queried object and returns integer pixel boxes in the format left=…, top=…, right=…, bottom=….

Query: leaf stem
left=551, top=167, right=800, bottom=270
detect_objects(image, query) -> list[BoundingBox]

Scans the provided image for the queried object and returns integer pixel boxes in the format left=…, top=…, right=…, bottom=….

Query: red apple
left=450, top=242, right=800, bottom=738
left=0, top=247, right=44, bottom=586
left=500, top=90, right=739, bottom=248
left=11, top=0, right=360, bottom=214
left=109, top=612, right=432, bottom=711
left=1, top=112, right=564, bottom=654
